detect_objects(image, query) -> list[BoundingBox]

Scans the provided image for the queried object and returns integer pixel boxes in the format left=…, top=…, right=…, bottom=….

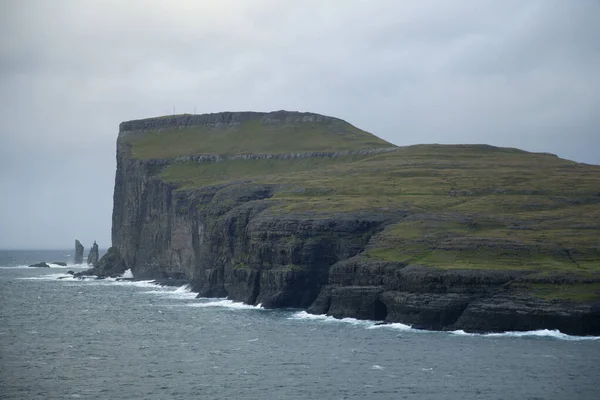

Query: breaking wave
left=2, top=263, right=86, bottom=269
left=450, top=329, right=600, bottom=341
left=20, top=273, right=77, bottom=280
left=140, top=284, right=197, bottom=300
left=121, top=269, right=134, bottom=279
left=187, top=299, right=264, bottom=310
left=20, top=272, right=161, bottom=289
left=288, top=311, right=378, bottom=328
left=289, top=311, right=600, bottom=341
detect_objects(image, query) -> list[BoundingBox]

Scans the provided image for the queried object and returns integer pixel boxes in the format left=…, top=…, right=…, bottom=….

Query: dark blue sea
left=1, top=250, right=599, bottom=400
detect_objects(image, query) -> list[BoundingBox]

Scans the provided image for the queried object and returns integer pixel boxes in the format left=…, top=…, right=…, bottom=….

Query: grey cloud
left=0, top=0, right=598, bottom=248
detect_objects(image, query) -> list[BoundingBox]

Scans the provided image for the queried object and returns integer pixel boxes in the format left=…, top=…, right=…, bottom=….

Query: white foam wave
left=140, top=285, right=197, bottom=299
left=121, top=269, right=134, bottom=279
left=46, top=263, right=73, bottom=269
left=20, top=273, right=74, bottom=280
left=367, top=322, right=414, bottom=332
left=449, top=330, right=471, bottom=336
left=288, top=311, right=332, bottom=321
left=288, top=311, right=380, bottom=328
left=187, top=299, right=263, bottom=310
left=104, top=279, right=160, bottom=288
left=174, top=284, right=191, bottom=293
left=2, top=263, right=86, bottom=270
left=18, top=274, right=162, bottom=289
left=290, top=312, right=598, bottom=341
left=449, top=329, right=600, bottom=341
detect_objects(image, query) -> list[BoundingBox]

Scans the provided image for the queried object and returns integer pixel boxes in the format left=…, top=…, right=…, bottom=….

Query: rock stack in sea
left=87, top=241, right=99, bottom=266
left=75, top=240, right=84, bottom=264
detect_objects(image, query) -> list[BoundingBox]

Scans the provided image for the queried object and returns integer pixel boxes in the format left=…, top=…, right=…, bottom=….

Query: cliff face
left=102, top=111, right=600, bottom=335
left=111, top=140, right=393, bottom=306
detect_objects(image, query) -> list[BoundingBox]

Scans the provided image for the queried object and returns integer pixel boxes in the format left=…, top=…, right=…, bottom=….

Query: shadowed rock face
left=89, top=111, right=600, bottom=335
left=75, top=240, right=84, bottom=264
left=76, top=246, right=126, bottom=279
left=308, top=259, right=600, bottom=335
left=87, top=241, right=99, bottom=266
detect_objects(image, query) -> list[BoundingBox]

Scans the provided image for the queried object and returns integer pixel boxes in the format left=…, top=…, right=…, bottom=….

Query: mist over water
left=1, top=250, right=599, bottom=400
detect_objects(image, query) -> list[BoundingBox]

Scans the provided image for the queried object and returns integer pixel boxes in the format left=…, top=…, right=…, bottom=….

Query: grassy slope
left=126, top=118, right=392, bottom=159
left=125, top=116, right=600, bottom=301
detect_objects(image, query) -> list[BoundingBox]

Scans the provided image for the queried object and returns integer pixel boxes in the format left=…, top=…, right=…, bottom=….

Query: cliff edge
left=98, top=110, right=600, bottom=335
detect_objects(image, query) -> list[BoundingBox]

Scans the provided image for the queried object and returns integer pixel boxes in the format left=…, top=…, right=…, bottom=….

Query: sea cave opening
left=374, top=299, right=388, bottom=321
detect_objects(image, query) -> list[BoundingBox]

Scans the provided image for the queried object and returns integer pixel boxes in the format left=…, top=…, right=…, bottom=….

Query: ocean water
left=1, top=250, right=599, bottom=400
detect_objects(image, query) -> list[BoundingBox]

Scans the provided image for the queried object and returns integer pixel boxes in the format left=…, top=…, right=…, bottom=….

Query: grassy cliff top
left=121, top=111, right=393, bottom=159
left=122, top=111, right=600, bottom=283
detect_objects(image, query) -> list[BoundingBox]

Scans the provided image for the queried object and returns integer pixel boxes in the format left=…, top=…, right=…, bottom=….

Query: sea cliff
left=93, top=111, right=600, bottom=335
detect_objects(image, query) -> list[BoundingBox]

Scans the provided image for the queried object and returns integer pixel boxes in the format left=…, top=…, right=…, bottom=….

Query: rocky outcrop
left=28, top=262, right=50, bottom=268
left=29, top=261, right=67, bottom=267
left=87, top=241, right=99, bottom=266
left=75, top=240, right=84, bottom=264
left=75, top=246, right=126, bottom=278
left=308, top=259, right=600, bottom=335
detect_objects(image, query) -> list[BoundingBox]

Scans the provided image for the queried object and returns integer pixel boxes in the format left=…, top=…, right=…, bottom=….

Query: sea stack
left=87, top=241, right=99, bottom=266
left=75, top=240, right=84, bottom=264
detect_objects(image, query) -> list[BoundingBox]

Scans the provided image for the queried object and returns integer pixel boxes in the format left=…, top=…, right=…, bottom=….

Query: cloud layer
left=1, top=0, right=598, bottom=248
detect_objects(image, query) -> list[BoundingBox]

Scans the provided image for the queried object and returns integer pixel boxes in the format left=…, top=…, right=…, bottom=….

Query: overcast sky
left=1, top=0, right=599, bottom=249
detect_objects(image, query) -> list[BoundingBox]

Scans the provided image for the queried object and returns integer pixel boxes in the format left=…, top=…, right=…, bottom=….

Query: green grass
left=125, top=118, right=392, bottom=159
left=161, top=155, right=368, bottom=189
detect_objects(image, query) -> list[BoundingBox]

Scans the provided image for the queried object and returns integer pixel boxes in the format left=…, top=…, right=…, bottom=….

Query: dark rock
left=75, top=240, right=84, bottom=264
left=28, top=262, right=50, bottom=268
left=453, top=294, right=600, bottom=336
left=67, top=270, right=75, bottom=275
left=380, top=291, right=471, bottom=330
left=325, top=285, right=385, bottom=320
left=73, top=270, right=93, bottom=278
left=77, top=246, right=126, bottom=278
left=87, top=241, right=99, bottom=266
left=307, top=263, right=600, bottom=335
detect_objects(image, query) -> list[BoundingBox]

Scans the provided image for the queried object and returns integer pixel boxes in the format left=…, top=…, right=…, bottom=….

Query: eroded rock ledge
left=140, top=147, right=400, bottom=165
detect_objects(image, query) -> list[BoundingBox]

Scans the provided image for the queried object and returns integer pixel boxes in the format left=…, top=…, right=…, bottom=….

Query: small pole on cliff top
left=173, top=106, right=175, bottom=115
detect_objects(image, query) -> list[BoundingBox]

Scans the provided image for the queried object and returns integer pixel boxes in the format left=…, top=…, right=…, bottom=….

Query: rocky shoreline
left=76, top=251, right=600, bottom=336
left=84, top=111, right=600, bottom=336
